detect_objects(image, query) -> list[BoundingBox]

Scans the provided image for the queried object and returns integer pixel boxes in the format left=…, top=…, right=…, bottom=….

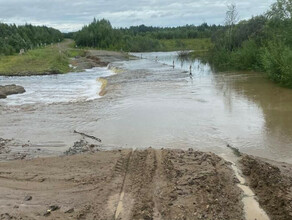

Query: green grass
left=189, top=50, right=210, bottom=60
left=0, top=46, right=71, bottom=76
left=0, top=39, right=88, bottom=76
left=159, top=38, right=213, bottom=51
left=66, top=49, right=87, bottom=58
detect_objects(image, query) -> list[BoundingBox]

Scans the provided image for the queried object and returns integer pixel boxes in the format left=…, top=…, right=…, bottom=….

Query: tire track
left=114, top=150, right=133, bottom=220
left=114, top=149, right=158, bottom=220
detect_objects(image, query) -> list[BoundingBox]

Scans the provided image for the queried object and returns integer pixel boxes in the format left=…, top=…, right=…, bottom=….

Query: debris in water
left=227, top=144, right=241, bottom=157
left=64, top=140, right=100, bottom=155
left=73, top=130, right=102, bottom=142
left=24, top=195, right=32, bottom=201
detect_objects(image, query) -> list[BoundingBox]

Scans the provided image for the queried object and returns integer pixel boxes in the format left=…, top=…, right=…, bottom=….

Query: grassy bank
left=0, top=47, right=69, bottom=76
left=0, top=40, right=86, bottom=76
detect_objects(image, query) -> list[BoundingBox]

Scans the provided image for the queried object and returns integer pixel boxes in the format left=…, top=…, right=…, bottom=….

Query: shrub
left=231, top=39, right=261, bottom=70
left=261, top=41, right=292, bottom=87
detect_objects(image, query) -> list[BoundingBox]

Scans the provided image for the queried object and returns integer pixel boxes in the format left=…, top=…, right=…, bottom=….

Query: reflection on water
left=134, top=51, right=210, bottom=75
left=216, top=73, right=292, bottom=161
left=0, top=52, right=292, bottom=163
left=115, top=52, right=292, bottom=162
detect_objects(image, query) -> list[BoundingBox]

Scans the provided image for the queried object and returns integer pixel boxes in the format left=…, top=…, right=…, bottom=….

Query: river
left=0, top=51, right=292, bottom=163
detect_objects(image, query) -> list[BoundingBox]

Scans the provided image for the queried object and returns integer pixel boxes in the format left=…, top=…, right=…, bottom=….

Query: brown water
left=0, top=52, right=292, bottom=163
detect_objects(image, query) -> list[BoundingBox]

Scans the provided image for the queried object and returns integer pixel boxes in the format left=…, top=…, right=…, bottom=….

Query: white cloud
left=0, top=0, right=276, bottom=32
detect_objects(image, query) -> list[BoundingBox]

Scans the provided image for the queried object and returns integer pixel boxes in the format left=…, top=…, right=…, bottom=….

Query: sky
left=0, top=0, right=275, bottom=32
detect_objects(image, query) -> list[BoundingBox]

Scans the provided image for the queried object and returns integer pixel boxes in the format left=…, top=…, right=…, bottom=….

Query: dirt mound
left=156, top=149, right=244, bottom=220
left=240, top=155, right=292, bottom=220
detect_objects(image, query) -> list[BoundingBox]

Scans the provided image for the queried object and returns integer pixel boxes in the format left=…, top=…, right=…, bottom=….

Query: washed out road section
left=0, top=149, right=244, bottom=220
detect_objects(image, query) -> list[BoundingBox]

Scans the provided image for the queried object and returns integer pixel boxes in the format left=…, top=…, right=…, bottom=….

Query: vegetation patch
left=159, top=38, right=212, bottom=51
left=0, top=23, right=63, bottom=56
left=0, top=45, right=70, bottom=76
left=66, top=49, right=87, bottom=58
left=209, top=0, right=292, bottom=87
left=73, top=19, right=219, bottom=52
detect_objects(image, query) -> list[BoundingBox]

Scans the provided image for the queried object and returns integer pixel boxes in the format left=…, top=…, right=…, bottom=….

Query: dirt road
left=0, top=148, right=244, bottom=220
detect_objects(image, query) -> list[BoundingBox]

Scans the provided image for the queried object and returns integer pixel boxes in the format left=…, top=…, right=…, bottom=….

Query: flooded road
left=0, top=52, right=292, bottom=162
left=0, top=67, right=114, bottom=105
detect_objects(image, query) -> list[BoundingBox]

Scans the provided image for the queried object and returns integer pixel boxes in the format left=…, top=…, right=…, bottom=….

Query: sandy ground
left=0, top=148, right=245, bottom=220
left=0, top=147, right=291, bottom=220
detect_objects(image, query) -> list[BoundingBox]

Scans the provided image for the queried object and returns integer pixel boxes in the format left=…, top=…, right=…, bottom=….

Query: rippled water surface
left=1, top=52, right=292, bottom=162
left=0, top=67, right=113, bottom=105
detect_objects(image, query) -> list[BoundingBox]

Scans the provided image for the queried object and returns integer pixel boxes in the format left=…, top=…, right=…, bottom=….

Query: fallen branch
left=73, top=130, right=102, bottom=142
left=226, top=144, right=241, bottom=157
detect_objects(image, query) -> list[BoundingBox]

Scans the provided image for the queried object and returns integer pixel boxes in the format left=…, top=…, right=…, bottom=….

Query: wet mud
left=240, top=155, right=292, bottom=220
left=0, top=149, right=245, bottom=220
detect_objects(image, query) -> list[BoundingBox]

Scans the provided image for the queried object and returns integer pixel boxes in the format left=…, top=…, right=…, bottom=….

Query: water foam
left=0, top=67, right=114, bottom=106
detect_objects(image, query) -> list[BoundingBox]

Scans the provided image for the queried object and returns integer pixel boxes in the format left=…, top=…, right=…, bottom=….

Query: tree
left=267, top=0, right=292, bottom=20
left=225, top=4, right=239, bottom=50
left=0, top=23, right=63, bottom=55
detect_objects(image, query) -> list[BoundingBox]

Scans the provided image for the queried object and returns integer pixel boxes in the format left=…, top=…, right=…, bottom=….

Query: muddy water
left=0, top=67, right=114, bottom=105
left=0, top=52, right=292, bottom=163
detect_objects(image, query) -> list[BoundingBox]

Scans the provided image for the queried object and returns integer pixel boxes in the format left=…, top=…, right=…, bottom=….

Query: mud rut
left=94, top=149, right=244, bottom=220
left=0, top=149, right=245, bottom=220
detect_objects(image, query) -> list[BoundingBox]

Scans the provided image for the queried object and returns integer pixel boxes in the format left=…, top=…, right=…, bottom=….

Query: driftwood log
left=74, top=130, right=102, bottom=142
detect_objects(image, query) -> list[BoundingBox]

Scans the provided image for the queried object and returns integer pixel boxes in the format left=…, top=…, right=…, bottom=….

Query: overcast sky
left=0, top=0, right=275, bottom=32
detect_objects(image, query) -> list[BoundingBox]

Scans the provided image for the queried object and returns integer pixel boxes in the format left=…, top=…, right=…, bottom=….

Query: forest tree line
left=210, top=0, right=292, bottom=87
left=0, top=23, right=63, bottom=55
left=72, top=19, right=221, bottom=52
left=1, top=0, right=290, bottom=87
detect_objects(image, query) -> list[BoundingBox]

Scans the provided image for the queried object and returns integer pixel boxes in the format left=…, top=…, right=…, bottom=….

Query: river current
left=0, top=52, right=291, bottom=163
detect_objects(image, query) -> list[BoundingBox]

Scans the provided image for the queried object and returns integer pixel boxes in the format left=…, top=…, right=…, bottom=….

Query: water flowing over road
left=0, top=52, right=292, bottom=163
left=0, top=67, right=114, bottom=105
